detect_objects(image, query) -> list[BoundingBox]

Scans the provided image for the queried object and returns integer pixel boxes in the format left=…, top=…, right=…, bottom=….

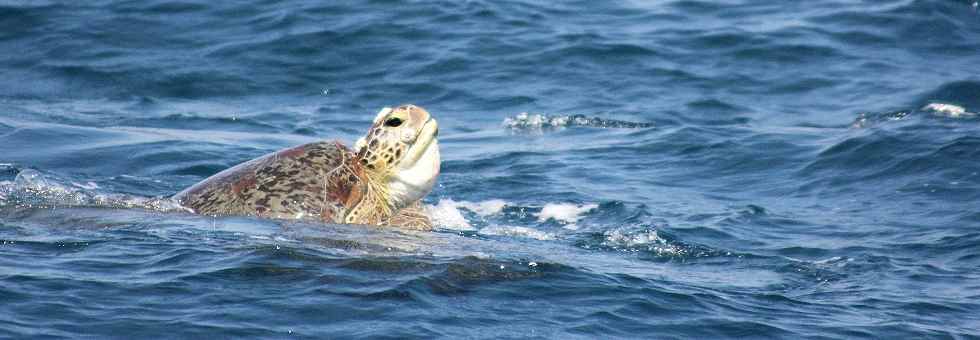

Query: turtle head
left=355, top=104, right=440, bottom=209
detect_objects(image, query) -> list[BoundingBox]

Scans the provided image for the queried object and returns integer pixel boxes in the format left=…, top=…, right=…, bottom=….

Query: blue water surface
left=2, top=0, right=980, bottom=338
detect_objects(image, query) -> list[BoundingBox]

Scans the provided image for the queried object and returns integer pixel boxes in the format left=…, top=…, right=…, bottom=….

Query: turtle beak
left=417, top=118, right=438, bottom=149
left=401, top=116, right=439, bottom=170
left=401, top=104, right=437, bottom=143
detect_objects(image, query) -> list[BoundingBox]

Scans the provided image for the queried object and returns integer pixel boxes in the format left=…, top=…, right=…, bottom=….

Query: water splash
left=479, top=225, right=556, bottom=241
left=425, top=199, right=477, bottom=230
left=453, top=199, right=508, bottom=216
left=537, top=203, right=598, bottom=230
left=849, top=110, right=911, bottom=128
left=0, top=169, right=185, bottom=212
left=2, top=169, right=90, bottom=207
left=850, top=102, right=976, bottom=128
left=602, top=228, right=661, bottom=248
left=426, top=199, right=599, bottom=232
left=503, top=112, right=654, bottom=130
left=424, top=198, right=593, bottom=242
left=922, top=103, right=976, bottom=118
left=599, top=228, right=681, bottom=256
left=597, top=227, right=721, bottom=258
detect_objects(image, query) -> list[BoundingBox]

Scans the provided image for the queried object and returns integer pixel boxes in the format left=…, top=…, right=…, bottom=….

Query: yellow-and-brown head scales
left=354, top=104, right=441, bottom=210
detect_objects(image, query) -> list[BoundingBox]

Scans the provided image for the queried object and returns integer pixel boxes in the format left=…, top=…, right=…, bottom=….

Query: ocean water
left=2, top=0, right=980, bottom=338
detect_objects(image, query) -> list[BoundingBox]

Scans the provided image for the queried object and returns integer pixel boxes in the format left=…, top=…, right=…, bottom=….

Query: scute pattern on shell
left=175, top=141, right=364, bottom=223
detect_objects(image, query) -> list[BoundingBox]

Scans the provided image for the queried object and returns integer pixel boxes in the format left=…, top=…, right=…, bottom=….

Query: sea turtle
left=173, top=104, right=440, bottom=230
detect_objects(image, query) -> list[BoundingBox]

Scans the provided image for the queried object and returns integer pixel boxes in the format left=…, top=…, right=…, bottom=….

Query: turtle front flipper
left=384, top=201, right=432, bottom=231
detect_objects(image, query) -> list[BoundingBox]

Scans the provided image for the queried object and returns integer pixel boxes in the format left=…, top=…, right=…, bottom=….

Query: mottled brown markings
left=175, top=141, right=365, bottom=223
left=231, top=175, right=256, bottom=194
left=277, top=145, right=307, bottom=159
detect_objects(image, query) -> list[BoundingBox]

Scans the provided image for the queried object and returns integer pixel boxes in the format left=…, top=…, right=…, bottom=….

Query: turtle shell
left=174, top=141, right=365, bottom=223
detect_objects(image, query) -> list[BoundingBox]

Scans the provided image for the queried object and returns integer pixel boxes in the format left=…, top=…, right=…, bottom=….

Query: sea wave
left=503, top=112, right=655, bottom=130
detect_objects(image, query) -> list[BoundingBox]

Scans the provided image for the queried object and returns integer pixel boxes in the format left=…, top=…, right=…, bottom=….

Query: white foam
left=425, top=199, right=474, bottom=230
left=479, top=225, right=556, bottom=241
left=456, top=199, right=507, bottom=216
left=424, top=198, right=511, bottom=230
left=922, top=103, right=976, bottom=118
left=423, top=199, right=600, bottom=241
left=537, top=203, right=598, bottom=225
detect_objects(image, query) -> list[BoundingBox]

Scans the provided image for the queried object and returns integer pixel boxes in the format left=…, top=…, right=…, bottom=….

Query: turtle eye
left=384, top=117, right=403, bottom=127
